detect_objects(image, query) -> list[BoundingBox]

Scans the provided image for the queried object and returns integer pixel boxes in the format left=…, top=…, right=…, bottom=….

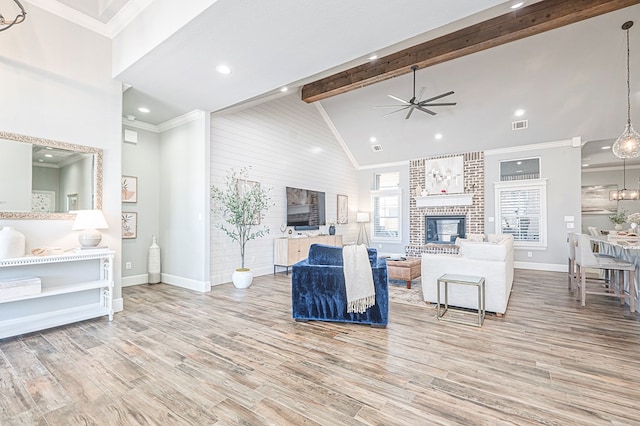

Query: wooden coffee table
left=386, top=257, right=421, bottom=289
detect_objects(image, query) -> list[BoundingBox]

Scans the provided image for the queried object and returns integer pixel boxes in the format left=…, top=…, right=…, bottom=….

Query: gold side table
left=436, top=273, right=485, bottom=327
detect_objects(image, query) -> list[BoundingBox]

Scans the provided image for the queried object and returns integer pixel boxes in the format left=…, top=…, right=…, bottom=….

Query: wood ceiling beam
left=301, top=0, right=640, bottom=103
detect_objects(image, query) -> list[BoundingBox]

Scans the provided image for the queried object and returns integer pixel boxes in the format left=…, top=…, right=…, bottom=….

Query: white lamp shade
left=72, top=210, right=108, bottom=231
left=72, top=210, right=109, bottom=247
left=356, top=212, right=370, bottom=223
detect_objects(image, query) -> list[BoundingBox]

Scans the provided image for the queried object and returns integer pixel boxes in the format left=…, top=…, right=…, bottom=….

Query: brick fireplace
left=406, top=151, right=484, bottom=256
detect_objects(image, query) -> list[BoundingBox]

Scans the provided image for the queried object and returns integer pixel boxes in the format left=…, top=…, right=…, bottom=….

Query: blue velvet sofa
left=291, top=243, right=388, bottom=327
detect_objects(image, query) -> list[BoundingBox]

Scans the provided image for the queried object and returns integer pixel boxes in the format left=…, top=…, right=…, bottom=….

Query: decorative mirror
left=0, top=131, right=103, bottom=219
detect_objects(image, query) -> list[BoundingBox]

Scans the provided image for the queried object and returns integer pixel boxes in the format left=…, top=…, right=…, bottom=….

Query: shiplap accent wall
left=210, top=93, right=358, bottom=285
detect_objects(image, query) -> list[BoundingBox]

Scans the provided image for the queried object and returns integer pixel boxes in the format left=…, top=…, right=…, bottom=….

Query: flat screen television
left=286, top=186, right=326, bottom=230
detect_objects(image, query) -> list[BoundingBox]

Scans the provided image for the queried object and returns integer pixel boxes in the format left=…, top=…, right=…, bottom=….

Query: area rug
left=388, top=279, right=425, bottom=306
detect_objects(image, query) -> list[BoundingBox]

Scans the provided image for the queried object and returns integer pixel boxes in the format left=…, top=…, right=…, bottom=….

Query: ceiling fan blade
left=417, top=106, right=437, bottom=116
left=421, top=102, right=457, bottom=107
left=382, top=106, right=410, bottom=117
left=405, top=107, right=415, bottom=120
left=388, top=94, right=410, bottom=104
left=416, top=87, right=426, bottom=102
left=420, top=91, right=455, bottom=104
left=373, top=104, right=409, bottom=108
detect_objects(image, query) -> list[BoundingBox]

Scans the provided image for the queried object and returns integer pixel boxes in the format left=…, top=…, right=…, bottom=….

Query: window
left=494, top=179, right=547, bottom=248
left=499, top=157, right=540, bottom=181
left=371, top=172, right=401, bottom=242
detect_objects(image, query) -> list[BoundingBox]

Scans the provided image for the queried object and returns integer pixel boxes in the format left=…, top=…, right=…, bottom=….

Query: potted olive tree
left=210, top=167, right=272, bottom=288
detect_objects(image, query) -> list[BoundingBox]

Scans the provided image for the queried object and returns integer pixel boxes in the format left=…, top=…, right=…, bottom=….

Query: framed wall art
left=31, top=190, right=55, bottom=213
left=121, top=176, right=137, bottom=203
left=337, top=194, right=348, bottom=224
left=581, top=184, right=618, bottom=215
left=122, top=212, right=137, bottom=239
left=425, top=155, right=464, bottom=194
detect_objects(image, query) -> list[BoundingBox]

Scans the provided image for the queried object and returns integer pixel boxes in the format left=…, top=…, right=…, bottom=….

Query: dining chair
left=574, top=233, right=636, bottom=313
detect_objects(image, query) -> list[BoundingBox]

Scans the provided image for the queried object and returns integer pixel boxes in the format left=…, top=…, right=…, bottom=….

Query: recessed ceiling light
left=280, top=87, right=288, bottom=92
left=582, top=163, right=590, bottom=167
left=138, top=107, right=150, bottom=113
left=601, top=145, right=611, bottom=150
left=368, top=54, right=378, bottom=61
left=45, top=154, right=53, bottom=158
left=517, top=161, right=522, bottom=165
left=511, top=2, right=524, bottom=9
left=514, top=108, right=525, bottom=117
left=516, top=170, right=523, bottom=173
left=370, top=137, right=377, bottom=143
left=45, top=146, right=53, bottom=150
left=38, top=159, right=43, bottom=162
left=216, top=65, right=231, bottom=75
left=435, top=133, right=443, bottom=140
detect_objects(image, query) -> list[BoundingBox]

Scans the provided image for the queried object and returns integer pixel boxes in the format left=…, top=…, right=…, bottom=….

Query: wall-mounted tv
left=286, top=186, right=326, bottom=230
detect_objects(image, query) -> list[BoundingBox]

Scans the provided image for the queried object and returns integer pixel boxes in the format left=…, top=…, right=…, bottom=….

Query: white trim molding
left=415, top=193, right=474, bottom=207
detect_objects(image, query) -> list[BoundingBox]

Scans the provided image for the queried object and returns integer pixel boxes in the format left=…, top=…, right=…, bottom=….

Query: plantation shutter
left=495, top=179, right=547, bottom=248
left=371, top=172, right=401, bottom=242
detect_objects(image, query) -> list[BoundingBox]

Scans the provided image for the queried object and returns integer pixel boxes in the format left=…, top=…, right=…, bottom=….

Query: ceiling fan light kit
left=612, top=21, right=640, bottom=159
left=373, top=65, right=456, bottom=119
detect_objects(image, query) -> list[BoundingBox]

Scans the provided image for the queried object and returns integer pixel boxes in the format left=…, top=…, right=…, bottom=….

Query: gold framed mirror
left=0, top=131, right=103, bottom=219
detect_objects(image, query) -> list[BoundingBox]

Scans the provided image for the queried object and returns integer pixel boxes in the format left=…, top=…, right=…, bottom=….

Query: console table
left=274, top=235, right=343, bottom=274
left=0, top=250, right=115, bottom=339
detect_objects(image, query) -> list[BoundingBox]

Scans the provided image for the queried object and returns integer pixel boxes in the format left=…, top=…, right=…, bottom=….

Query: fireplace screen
left=425, top=215, right=466, bottom=244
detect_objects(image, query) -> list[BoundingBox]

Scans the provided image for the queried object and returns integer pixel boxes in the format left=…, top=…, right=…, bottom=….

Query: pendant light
left=612, top=21, right=640, bottom=159
left=610, top=159, right=639, bottom=201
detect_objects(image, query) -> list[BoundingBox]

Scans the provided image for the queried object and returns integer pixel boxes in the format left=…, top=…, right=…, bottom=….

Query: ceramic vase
left=0, top=227, right=26, bottom=259
left=232, top=268, right=253, bottom=288
left=615, top=224, right=623, bottom=231
left=148, top=235, right=161, bottom=284
left=328, top=225, right=336, bottom=235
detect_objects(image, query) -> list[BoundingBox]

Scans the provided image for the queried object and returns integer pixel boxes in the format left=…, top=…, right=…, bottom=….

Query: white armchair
left=421, top=234, right=514, bottom=315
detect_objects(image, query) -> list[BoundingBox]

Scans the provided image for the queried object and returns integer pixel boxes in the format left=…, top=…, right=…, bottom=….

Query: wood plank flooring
left=1, top=269, right=639, bottom=425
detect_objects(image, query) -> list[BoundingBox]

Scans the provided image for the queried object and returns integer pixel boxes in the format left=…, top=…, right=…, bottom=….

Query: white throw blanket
left=342, top=244, right=376, bottom=313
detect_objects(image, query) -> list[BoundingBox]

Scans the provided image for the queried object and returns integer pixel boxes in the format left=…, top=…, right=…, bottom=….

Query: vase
left=328, top=225, right=336, bottom=235
left=232, top=268, right=253, bottom=288
left=615, top=224, right=623, bottom=231
left=148, top=235, right=161, bottom=284
left=0, top=227, right=26, bottom=259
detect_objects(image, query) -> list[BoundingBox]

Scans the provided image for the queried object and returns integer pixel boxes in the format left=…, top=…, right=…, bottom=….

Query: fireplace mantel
left=415, top=193, right=474, bottom=207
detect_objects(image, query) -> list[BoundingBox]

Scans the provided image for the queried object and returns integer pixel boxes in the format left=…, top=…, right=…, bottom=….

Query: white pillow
left=487, top=234, right=507, bottom=243
left=466, top=233, right=485, bottom=242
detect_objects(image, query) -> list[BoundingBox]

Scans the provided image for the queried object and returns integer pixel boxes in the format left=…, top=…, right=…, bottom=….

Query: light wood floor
left=1, top=269, right=639, bottom=425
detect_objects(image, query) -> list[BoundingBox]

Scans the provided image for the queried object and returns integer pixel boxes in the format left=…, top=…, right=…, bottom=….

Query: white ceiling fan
left=374, top=65, right=456, bottom=119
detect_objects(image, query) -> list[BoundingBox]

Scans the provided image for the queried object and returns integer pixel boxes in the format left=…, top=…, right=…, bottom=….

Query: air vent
left=512, top=120, right=528, bottom=130
left=371, top=144, right=383, bottom=152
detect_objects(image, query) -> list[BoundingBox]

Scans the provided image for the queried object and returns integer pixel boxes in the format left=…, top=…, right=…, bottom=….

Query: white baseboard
left=515, top=261, right=566, bottom=272
left=162, top=273, right=211, bottom=293
left=122, top=274, right=148, bottom=287
left=211, top=265, right=275, bottom=286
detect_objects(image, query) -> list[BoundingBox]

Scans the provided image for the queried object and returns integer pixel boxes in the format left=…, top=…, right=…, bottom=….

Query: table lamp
left=356, top=212, right=370, bottom=246
left=72, top=210, right=109, bottom=247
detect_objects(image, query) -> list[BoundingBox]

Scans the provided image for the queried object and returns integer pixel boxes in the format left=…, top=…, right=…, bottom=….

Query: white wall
left=0, top=6, right=123, bottom=303
left=485, top=140, right=582, bottom=271
left=210, top=93, right=359, bottom=286
left=121, top=125, right=161, bottom=286
left=0, top=140, right=31, bottom=211
left=159, top=112, right=211, bottom=291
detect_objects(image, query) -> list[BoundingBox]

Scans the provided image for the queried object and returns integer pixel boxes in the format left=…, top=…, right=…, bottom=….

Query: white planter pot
left=232, top=268, right=253, bottom=288
left=0, top=227, right=26, bottom=259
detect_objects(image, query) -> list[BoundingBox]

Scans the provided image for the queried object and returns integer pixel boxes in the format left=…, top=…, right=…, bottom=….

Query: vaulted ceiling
left=24, top=0, right=640, bottom=167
